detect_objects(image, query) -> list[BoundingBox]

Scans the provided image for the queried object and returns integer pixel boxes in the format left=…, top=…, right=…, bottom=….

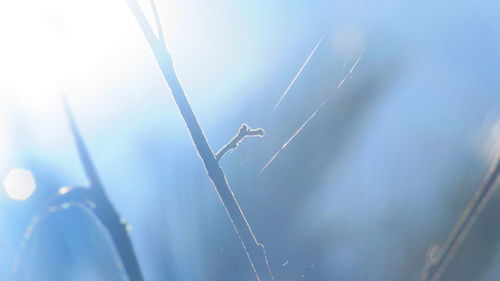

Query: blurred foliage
left=0, top=0, right=499, bottom=281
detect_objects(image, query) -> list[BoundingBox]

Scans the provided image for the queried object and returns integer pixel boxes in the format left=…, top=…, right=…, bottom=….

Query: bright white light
left=3, top=169, right=37, bottom=201
left=0, top=0, right=146, bottom=116
left=58, top=186, right=73, bottom=195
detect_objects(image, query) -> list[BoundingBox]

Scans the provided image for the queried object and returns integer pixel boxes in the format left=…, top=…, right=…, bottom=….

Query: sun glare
left=0, top=0, right=144, bottom=116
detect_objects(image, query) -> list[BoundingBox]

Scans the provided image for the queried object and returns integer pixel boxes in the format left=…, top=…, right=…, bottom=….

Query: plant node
left=216, top=124, right=264, bottom=161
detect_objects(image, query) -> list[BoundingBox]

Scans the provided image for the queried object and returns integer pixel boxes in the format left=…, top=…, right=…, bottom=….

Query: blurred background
left=0, top=0, right=499, bottom=280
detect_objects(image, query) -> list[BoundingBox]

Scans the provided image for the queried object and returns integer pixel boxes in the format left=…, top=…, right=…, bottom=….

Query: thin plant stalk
left=124, top=1, right=273, bottom=280
left=63, top=96, right=145, bottom=281
left=419, top=155, right=500, bottom=281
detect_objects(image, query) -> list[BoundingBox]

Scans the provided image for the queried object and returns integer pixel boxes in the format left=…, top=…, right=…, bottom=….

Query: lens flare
left=3, top=169, right=36, bottom=201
